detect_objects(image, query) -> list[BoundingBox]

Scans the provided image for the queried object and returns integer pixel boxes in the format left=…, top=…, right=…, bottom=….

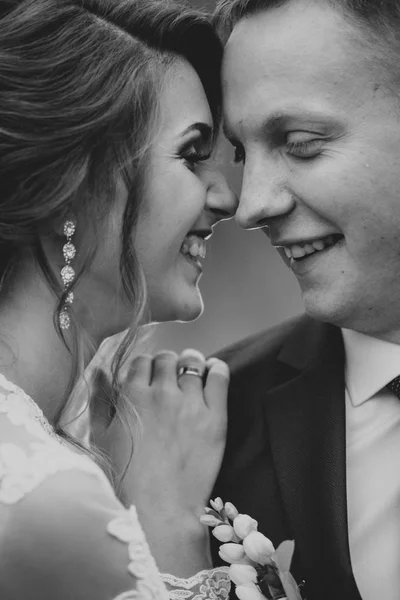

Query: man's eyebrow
left=260, top=110, right=336, bottom=131
left=223, top=110, right=336, bottom=142
left=222, top=113, right=286, bottom=143
left=180, top=122, right=213, bottom=140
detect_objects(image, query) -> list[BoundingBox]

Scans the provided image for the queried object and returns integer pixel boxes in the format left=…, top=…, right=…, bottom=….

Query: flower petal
left=204, top=507, right=221, bottom=519
left=213, top=524, right=235, bottom=543
left=233, top=514, right=258, bottom=540
left=273, top=540, right=295, bottom=573
left=229, top=564, right=258, bottom=586
left=210, top=497, right=224, bottom=512
left=219, top=543, right=246, bottom=564
left=225, top=502, right=239, bottom=520
left=200, top=514, right=223, bottom=528
left=235, top=583, right=264, bottom=600
left=243, top=531, right=275, bottom=564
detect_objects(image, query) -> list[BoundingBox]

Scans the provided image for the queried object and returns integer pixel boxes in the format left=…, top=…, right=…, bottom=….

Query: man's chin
left=301, top=290, right=350, bottom=327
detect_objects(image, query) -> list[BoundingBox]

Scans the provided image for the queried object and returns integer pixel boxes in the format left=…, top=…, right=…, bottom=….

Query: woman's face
left=134, top=58, right=237, bottom=322
left=75, top=58, right=236, bottom=340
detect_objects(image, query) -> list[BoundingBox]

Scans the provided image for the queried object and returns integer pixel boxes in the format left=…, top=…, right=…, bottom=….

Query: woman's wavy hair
left=0, top=0, right=223, bottom=477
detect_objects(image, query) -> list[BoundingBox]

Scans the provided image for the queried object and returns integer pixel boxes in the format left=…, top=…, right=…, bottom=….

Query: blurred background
left=149, top=0, right=303, bottom=355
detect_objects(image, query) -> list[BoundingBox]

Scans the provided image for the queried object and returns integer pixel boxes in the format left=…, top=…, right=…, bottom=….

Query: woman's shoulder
left=0, top=373, right=109, bottom=505
left=0, top=454, right=167, bottom=599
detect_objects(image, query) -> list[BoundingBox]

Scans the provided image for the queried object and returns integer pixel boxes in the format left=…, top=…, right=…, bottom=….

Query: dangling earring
left=59, top=220, right=76, bottom=330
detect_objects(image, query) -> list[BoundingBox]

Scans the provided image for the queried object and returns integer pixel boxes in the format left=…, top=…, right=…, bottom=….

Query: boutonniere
left=201, top=498, right=304, bottom=600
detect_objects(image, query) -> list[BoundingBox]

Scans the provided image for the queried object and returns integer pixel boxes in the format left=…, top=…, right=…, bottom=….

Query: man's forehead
left=224, top=0, right=349, bottom=47
left=221, top=2, right=378, bottom=135
left=222, top=2, right=355, bottom=84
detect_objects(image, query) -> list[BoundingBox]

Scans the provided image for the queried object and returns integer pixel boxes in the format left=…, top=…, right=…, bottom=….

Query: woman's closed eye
left=178, top=136, right=212, bottom=172
left=181, top=145, right=211, bottom=170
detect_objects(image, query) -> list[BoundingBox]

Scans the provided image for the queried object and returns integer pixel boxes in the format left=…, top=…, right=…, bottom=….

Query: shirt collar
left=342, top=328, right=400, bottom=407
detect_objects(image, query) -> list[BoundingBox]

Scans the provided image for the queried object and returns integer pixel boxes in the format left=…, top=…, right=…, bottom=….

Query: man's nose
left=205, top=168, right=238, bottom=222
left=235, top=162, right=295, bottom=230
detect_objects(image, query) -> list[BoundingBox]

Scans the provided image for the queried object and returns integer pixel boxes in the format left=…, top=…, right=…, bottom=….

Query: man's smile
left=274, top=234, right=344, bottom=261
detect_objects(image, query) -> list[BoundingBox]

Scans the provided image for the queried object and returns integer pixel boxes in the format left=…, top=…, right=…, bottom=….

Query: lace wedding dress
left=0, top=373, right=230, bottom=600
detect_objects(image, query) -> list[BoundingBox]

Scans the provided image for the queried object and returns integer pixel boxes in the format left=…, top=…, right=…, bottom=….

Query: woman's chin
left=175, top=303, right=203, bottom=323
left=150, top=289, right=204, bottom=323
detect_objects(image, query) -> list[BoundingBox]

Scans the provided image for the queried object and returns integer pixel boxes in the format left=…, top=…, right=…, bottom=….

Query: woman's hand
left=90, top=348, right=229, bottom=575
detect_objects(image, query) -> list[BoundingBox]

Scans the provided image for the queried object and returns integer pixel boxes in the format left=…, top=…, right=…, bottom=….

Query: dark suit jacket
left=211, top=315, right=363, bottom=600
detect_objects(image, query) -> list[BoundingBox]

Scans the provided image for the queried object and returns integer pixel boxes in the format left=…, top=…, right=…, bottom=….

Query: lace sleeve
left=0, top=376, right=231, bottom=600
left=0, top=441, right=231, bottom=600
left=160, top=567, right=231, bottom=600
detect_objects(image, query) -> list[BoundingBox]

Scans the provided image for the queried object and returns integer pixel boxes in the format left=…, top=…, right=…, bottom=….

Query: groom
left=211, top=1, right=400, bottom=599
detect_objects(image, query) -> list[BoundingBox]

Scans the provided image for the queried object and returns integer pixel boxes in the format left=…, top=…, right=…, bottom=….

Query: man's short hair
left=214, top=0, right=400, bottom=92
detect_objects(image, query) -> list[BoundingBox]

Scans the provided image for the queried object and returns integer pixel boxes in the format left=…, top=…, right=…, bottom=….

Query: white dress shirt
left=343, top=328, right=400, bottom=600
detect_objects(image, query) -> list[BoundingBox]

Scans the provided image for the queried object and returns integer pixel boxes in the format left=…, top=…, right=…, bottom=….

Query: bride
left=0, top=0, right=238, bottom=598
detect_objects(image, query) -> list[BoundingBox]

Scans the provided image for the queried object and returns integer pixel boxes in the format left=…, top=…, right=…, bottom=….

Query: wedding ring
left=177, top=365, right=204, bottom=379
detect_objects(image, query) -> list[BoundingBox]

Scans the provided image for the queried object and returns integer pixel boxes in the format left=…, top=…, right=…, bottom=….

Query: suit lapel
left=264, top=320, right=361, bottom=597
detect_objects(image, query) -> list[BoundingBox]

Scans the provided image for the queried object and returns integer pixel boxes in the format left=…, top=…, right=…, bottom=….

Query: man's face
left=223, top=0, right=400, bottom=340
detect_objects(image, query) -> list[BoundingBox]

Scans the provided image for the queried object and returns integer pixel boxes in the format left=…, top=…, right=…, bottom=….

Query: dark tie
left=387, top=376, right=400, bottom=399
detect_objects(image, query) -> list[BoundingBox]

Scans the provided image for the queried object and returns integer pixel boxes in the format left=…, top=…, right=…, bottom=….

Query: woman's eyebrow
left=180, top=122, right=213, bottom=140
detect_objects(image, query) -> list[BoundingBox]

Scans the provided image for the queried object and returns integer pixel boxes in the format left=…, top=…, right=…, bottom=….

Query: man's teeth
left=283, top=235, right=339, bottom=260
left=181, top=236, right=206, bottom=260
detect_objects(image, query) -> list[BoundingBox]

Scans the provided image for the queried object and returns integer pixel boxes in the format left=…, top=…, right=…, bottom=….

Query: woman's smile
left=180, top=231, right=210, bottom=272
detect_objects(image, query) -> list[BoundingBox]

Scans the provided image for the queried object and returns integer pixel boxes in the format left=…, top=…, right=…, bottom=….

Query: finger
left=126, top=354, right=153, bottom=388
left=177, top=348, right=206, bottom=393
left=151, top=351, right=178, bottom=385
left=203, top=358, right=230, bottom=414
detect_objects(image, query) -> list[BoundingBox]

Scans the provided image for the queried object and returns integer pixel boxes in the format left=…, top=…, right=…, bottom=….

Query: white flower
left=233, top=514, right=258, bottom=540
left=213, top=524, right=235, bottom=543
left=219, top=542, right=246, bottom=564
left=235, top=583, right=264, bottom=600
left=200, top=514, right=223, bottom=528
left=243, top=531, right=275, bottom=565
left=210, top=497, right=224, bottom=512
left=225, top=501, right=239, bottom=520
left=229, top=564, right=258, bottom=586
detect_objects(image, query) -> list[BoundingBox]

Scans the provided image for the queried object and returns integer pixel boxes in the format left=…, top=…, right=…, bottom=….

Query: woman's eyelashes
left=178, top=138, right=212, bottom=171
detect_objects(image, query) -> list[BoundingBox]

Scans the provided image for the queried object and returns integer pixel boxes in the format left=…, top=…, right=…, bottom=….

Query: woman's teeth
left=283, top=235, right=341, bottom=260
left=181, top=236, right=206, bottom=260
